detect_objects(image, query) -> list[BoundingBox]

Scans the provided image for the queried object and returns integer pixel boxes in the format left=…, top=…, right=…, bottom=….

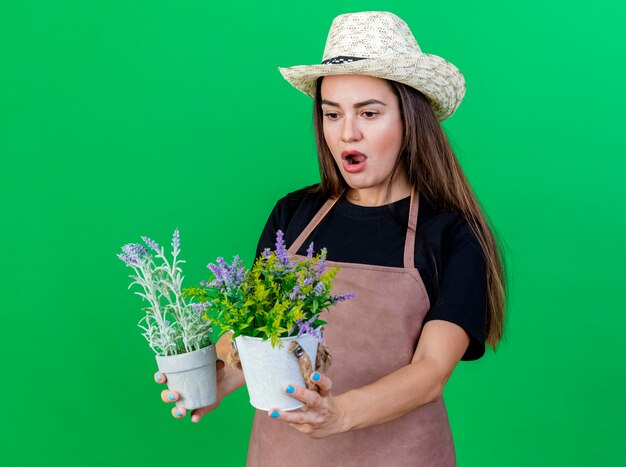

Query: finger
left=160, top=389, right=179, bottom=403
left=190, top=403, right=217, bottom=423
left=216, top=359, right=225, bottom=372
left=267, top=408, right=310, bottom=425
left=310, top=372, right=332, bottom=397
left=283, top=384, right=321, bottom=407
left=154, top=371, right=167, bottom=384
left=172, top=406, right=186, bottom=419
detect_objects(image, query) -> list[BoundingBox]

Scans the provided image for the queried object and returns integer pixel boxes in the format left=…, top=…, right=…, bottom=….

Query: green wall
left=2, top=1, right=624, bottom=465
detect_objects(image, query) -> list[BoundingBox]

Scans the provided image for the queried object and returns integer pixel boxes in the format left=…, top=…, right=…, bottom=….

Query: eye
left=362, top=111, right=378, bottom=118
left=323, top=112, right=340, bottom=120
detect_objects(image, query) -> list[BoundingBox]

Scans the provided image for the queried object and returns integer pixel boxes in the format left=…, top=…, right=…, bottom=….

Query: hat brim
left=278, top=54, right=465, bottom=121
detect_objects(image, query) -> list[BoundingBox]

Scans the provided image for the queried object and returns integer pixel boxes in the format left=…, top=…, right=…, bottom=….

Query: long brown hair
left=312, top=77, right=506, bottom=350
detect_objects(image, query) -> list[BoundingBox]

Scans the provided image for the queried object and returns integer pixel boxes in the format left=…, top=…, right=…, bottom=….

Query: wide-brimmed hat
left=279, top=11, right=466, bottom=121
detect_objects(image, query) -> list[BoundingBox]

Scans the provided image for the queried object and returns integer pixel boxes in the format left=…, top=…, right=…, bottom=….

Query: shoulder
left=273, top=183, right=326, bottom=212
left=419, top=198, right=483, bottom=257
left=269, top=184, right=327, bottom=230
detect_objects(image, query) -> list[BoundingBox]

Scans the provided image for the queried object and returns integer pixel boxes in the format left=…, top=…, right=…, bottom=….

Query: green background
left=2, top=0, right=624, bottom=465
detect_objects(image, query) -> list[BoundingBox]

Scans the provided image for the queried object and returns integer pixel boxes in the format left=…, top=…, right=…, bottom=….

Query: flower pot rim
left=155, top=343, right=215, bottom=358
left=234, top=332, right=318, bottom=343
left=155, top=344, right=217, bottom=373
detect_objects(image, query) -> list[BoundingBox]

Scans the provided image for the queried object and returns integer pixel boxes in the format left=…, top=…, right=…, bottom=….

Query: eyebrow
left=321, top=99, right=387, bottom=108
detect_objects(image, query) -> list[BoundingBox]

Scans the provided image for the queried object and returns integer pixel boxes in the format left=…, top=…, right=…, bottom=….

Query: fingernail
left=176, top=410, right=182, bottom=417
left=285, top=385, right=295, bottom=394
left=168, top=393, right=175, bottom=401
left=312, top=372, right=321, bottom=382
left=156, top=374, right=162, bottom=381
left=270, top=411, right=280, bottom=419
left=191, top=414, right=199, bottom=423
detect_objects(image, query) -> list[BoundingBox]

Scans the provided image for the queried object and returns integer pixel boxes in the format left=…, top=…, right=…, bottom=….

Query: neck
left=345, top=176, right=412, bottom=207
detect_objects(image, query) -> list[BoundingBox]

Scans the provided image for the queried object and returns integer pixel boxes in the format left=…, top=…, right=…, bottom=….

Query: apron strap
left=287, top=194, right=342, bottom=254
left=403, top=187, right=420, bottom=269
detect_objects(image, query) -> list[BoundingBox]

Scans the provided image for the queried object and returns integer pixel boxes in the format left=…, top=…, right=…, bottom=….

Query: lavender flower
left=141, top=236, right=160, bottom=254
left=289, top=285, right=301, bottom=301
left=207, top=255, right=247, bottom=291
left=261, top=248, right=271, bottom=259
left=118, top=243, right=148, bottom=266
left=296, top=315, right=323, bottom=343
left=306, top=242, right=314, bottom=261
left=314, top=282, right=325, bottom=296
left=191, top=302, right=210, bottom=315
left=317, top=247, right=327, bottom=276
left=334, top=292, right=356, bottom=302
left=275, top=230, right=290, bottom=266
left=303, top=277, right=314, bottom=286
left=172, top=228, right=180, bottom=251
left=207, top=260, right=224, bottom=283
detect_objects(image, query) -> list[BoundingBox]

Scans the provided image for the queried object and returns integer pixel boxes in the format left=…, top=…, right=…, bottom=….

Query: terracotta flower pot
left=155, top=345, right=218, bottom=410
left=235, top=333, right=318, bottom=411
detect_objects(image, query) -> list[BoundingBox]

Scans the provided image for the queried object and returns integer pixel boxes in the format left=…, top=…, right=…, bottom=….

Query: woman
left=156, top=11, right=506, bottom=466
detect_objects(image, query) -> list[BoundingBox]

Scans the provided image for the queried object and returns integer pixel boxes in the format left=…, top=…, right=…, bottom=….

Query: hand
left=154, top=359, right=226, bottom=423
left=267, top=371, right=350, bottom=439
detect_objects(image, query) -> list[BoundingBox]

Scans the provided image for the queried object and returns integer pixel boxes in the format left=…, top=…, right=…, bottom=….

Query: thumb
left=190, top=400, right=219, bottom=423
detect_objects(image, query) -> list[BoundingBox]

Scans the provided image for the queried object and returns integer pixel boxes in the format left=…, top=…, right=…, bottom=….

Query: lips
left=341, top=150, right=368, bottom=173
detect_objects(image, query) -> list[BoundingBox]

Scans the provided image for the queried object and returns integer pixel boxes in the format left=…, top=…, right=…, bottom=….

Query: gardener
left=155, top=11, right=506, bottom=466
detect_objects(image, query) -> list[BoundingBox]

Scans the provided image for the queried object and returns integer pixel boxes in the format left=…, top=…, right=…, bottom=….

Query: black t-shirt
left=256, top=185, right=487, bottom=361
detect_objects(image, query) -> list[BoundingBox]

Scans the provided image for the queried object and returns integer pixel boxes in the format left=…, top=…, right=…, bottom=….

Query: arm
left=270, top=320, right=469, bottom=437
left=337, top=319, right=469, bottom=431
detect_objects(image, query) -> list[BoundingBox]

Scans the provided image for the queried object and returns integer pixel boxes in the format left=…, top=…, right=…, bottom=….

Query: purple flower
left=306, top=242, right=314, bottom=261
left=334, top=292, right=356, bottom=302
left=289, top=285, right=301, bottom=301
left=261, top=248, right=271, bottom=259
left=118, top=243, right=148, bottom=266
left=314, top=282, right=325, bottom=296
left=207, top=260, right=224, bottom=283
left=275, top=230, right=290, bottom=266
left=295, top=315, right=323, bottom=343
left=206, top=255, right=247, bottom=291
left=317, top=248, right=327, bottom=276
left=191, top=302, right=210, bottom=315
left=141, top=236, right=160, bottom=254
left=303, top=277, right=314, bottom=286
left=172, top=228, right=180, bottom=251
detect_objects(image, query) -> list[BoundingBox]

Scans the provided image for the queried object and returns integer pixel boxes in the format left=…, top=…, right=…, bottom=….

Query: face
left=320, top=75, right=406, bottom=200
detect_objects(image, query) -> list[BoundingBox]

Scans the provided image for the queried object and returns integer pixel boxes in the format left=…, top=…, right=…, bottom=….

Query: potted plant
left=117, top=228, right=217, bottom=410
left=185, top=230, right=354, bottom=411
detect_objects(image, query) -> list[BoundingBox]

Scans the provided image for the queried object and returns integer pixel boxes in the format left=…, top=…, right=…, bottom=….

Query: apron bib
left=246, top=189, right=456, bottom=466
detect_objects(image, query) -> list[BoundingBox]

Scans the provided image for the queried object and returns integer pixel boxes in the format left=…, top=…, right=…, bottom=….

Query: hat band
left=321, top=56, right=366, bottom=65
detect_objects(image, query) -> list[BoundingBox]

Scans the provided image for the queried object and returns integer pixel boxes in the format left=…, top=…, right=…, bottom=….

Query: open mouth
left=342, top=150, right=367, bottom=164
left=341, top=150, right=368, bottom=173
left=345, top=153, right=367, bottom=165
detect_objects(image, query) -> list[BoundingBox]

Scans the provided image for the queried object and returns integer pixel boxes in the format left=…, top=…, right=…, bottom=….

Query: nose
left=340, top=116, right=362, bottom=143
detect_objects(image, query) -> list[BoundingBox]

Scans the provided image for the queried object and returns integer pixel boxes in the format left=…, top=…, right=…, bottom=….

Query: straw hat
left=279, top=11, right=466, bottom=121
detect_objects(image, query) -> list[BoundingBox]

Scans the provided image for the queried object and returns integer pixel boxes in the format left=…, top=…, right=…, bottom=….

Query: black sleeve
left=423, top=216, right=487, bottom=361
